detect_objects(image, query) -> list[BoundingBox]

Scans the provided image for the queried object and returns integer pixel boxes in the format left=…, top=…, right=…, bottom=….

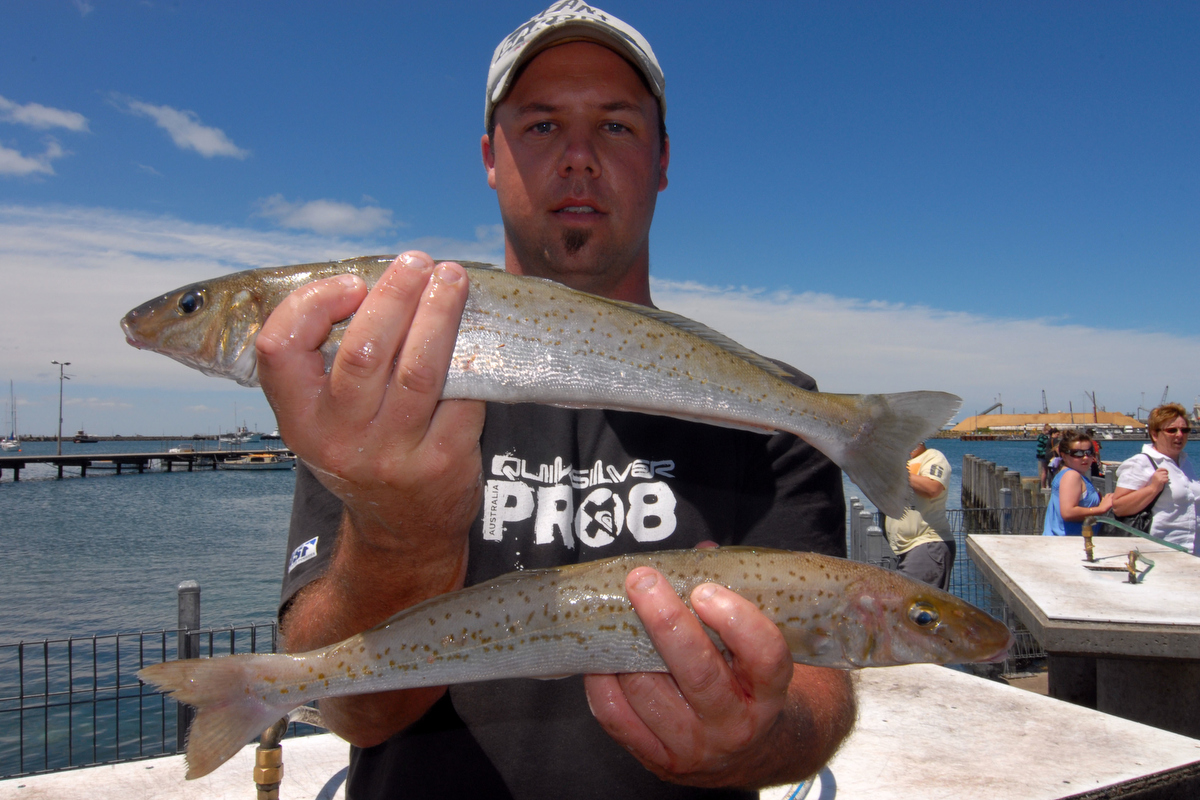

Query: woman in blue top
left=1043, top=430, right=1113, bottom=536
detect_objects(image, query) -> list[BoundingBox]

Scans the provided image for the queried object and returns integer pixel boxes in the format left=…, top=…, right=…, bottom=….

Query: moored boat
left=217, top=452, right=295, bottom=471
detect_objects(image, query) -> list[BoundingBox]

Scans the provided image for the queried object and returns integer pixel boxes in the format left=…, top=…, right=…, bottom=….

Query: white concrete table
left=968, top=534, right=1200, bottom=738
left=5, top=666, right=1199, bottom=799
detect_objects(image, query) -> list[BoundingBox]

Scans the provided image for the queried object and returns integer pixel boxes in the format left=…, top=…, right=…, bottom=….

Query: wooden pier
left=0, top=450, right=293, bottom=481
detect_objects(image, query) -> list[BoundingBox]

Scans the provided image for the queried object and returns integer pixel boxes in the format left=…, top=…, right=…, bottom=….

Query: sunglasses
left=1160, top=427, right=1191, bottom=435
left=1066, top=449, right=1094, bottom=458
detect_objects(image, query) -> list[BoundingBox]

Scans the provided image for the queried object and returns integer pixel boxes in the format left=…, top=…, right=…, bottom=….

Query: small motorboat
left=218, top=452, right=296, bottom=471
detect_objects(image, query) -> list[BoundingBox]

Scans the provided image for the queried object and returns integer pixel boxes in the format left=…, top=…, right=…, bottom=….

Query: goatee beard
left=562, top=228, right=591, bottom=255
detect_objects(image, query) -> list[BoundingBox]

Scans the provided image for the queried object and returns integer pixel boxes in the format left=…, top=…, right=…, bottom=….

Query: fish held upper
left=120, top=255, right=961, bottom=517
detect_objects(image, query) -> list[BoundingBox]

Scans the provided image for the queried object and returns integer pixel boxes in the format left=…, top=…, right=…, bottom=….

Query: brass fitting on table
left=254, top=717, right=289, bottom=800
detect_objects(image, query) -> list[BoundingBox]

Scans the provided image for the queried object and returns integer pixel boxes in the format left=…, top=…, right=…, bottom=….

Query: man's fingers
left=584, top=672, right=678, bottom=775
left=378, top=261, right=471, bottom=428
left=327, top=253, right=436, bottom=424
left=257, top=273, right=368, bottom=426
left=625, top=568, right=792, bottom=719
left=624, top=569, right=732, bottom=715
left=689, top=583, right=794, bottom=700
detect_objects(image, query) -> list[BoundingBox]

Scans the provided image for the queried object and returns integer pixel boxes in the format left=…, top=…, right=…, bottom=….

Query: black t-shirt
left=280, top=369, right=845, bottom=800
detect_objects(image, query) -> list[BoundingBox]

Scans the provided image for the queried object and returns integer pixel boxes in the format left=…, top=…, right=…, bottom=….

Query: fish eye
left=908, top=602, right=940, bottom=629
left=178, top=291, right=204, bottom=315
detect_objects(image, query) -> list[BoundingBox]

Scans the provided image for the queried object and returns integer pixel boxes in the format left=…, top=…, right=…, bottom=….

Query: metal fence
left=847, top=500, right=1048, bottom=671
left=0, top=622, right=286, bottom=779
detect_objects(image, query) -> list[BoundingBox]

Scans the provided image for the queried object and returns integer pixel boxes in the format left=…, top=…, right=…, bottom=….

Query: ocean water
left=0, top=439, right=295, bottom=642
left=1, top=435, right=1153, bottom=642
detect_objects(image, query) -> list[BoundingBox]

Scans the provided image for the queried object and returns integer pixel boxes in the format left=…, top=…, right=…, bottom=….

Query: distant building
left=951, top=411, right=1144, bottom=435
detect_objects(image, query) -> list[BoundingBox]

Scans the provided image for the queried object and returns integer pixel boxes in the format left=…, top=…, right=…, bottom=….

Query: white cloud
left=394, top=224, right=506, bottom=265
left=0, top=204, right=506, bottom=429
left=64, top=396, right=133, bottom=410
left=0, top=139, right=66, bottom=177
left=256, top=195, right=394, bottom=236
left=118, top=97, right=249, bottom=159
left=0, top=95, right=90, bottom=132
left=650, top=280, right=1200, bottom=422
left=0, top=203, right=1193, bottom=434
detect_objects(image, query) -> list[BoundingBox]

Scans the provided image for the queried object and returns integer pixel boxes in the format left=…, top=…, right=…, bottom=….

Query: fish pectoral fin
left=781, top=627, right=835, bottom=661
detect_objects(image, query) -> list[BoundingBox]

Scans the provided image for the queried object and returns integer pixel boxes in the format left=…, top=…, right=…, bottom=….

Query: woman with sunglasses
left=1043, top=430, right=1113, bottom=537
left=1111, top=403, right=1199, bottom=554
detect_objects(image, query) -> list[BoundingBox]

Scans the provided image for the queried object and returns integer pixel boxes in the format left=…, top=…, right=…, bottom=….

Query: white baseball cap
left=485, top=2, right=665, bottom=130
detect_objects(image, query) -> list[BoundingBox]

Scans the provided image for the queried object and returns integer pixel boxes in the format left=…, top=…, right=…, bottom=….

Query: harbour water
left=0, top=439, right=295, bottom=643
left=1, top=436, right=1153, bottom=643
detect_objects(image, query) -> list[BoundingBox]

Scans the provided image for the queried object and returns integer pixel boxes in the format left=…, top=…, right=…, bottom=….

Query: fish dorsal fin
left=598, top=297, right=795, bottom=380
left=336, top=255, right=501, bottom=271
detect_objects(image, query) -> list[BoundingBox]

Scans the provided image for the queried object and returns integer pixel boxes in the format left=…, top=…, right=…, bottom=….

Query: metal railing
left=847, top=500, right=1048, bottom=670
left=0, top=621, right=283, bottom=779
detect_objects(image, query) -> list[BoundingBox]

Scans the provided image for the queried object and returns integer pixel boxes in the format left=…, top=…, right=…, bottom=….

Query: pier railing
left=0, top=621, right=294, bottom=778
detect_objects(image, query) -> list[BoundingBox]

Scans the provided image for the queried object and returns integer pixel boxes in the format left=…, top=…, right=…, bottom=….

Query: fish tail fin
left=839, top=391, right=961, bottom=518
left=138, top=655, right=299, bottom=779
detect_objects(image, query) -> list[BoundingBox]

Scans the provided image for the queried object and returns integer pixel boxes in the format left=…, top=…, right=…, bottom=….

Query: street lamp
left=51, top=360, right=70, bottom=455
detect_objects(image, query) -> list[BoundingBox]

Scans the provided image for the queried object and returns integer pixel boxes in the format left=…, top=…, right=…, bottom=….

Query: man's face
left=483, top=41, right=668, bottom=299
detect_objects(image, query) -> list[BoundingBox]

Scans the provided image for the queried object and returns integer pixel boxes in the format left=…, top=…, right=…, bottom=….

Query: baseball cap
left=485, top=2, right=665, bottom=130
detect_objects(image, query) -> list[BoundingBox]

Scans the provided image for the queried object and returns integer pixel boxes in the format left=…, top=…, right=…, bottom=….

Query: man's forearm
left=280, top=511, right=470, bottom=747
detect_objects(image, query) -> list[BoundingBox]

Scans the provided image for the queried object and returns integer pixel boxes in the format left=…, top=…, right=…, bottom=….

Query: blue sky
left=1, top=1, right=1197, bottom=436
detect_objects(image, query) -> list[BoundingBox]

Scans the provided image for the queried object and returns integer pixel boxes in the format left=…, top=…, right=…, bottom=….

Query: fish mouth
left=120, top=317, right=146, bottom=350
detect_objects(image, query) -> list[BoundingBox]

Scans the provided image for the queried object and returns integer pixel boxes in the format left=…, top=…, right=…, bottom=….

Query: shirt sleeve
left=278, top=460, right=344, bottom=618
left=920, top=453, right=951, bottom=489
left=1116, top=454, right=1156, bottom=491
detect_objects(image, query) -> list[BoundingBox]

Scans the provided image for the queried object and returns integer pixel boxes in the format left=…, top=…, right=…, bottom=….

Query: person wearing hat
left=261, top=4, right=854, bottom=797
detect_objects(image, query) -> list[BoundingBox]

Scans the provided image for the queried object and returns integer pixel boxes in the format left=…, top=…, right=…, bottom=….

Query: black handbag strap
left=1140, top=453, right=1165, bottom=510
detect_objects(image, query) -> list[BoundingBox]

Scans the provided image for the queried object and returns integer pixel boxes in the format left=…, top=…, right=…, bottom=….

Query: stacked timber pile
left=961, top=455, right=1048, bottom=536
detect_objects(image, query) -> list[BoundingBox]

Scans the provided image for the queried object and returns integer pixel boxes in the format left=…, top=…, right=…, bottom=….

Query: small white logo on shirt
left=288, top=537, right=318, bottom=572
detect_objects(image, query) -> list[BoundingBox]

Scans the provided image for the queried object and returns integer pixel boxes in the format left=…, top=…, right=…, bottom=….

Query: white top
left=885, top=448, right=952, bottom=553
left=1116, top=444, right=1199, bottom=553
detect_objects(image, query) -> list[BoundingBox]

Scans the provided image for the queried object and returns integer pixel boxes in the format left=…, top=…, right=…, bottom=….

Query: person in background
left=1042, top=429, right=1113, bottom=536
left=1111, top=403, right=1199, bottom=554
left=1036, top=423, right=1053, bottom=488
left=1085, top=428, right=1103, bottom=477
left=884, top=442, right=954, bottom=590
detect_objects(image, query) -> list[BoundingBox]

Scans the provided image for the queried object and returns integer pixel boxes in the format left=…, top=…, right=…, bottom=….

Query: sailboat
left=1, top=381, right=19, bottom=451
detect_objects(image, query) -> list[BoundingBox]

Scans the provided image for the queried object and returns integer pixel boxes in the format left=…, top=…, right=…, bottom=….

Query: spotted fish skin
left=120, top=255, right=961, bottom=516
left=137, top=546, right=1012, bottom=779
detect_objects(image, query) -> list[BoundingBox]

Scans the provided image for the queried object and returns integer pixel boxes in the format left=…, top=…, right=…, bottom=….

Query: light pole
left=51, top=360, right=70, bottom=455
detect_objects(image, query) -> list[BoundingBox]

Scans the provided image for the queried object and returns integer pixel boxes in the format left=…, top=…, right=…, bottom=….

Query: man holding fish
left=262, top=4, right=855, bottom=797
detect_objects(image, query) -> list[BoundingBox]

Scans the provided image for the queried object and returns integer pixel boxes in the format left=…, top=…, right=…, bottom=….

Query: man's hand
left=258, top=251, right=487, bottom=746
left=257, top=251, right=485, bottom=549
left=583, top=567, right=855, bottom=788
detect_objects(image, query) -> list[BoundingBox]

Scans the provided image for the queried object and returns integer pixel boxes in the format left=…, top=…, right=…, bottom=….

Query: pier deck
left=4, top=665, right=1198, bottom=799
left=0, top=450, right=293, bottom=481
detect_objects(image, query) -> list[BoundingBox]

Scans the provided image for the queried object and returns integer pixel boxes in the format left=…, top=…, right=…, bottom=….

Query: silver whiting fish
left=120, top=255, right=961, bottom=516
left=137, top=546, right=1014, bottom=779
